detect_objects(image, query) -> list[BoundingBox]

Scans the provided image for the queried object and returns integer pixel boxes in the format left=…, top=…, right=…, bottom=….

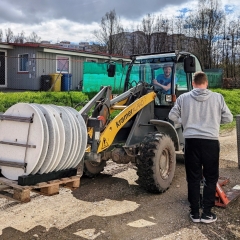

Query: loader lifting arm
left=79, top=82, right=155, bottom=158
left=97, top=90, right=156, bottom=153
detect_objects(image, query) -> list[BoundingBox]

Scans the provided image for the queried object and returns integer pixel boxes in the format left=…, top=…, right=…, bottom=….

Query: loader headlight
left=165, top=95, right=172, bottom=102
left=165, top=94, right=176, bottom=102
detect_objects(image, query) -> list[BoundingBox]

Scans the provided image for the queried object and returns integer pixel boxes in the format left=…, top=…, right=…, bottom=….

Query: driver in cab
left=152, top=63, right=172, bottom=94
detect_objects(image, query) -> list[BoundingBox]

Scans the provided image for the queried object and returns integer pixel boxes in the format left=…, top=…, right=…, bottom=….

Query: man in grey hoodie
left=168, top=71, right=233, bottom=224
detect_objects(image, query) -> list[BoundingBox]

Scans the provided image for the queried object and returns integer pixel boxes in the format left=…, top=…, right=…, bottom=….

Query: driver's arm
left=153, top=79, right=171, bottom=91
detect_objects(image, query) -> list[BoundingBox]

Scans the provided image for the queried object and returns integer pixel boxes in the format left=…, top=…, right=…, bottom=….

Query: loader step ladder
left=215, top=177, right=240, bottom=208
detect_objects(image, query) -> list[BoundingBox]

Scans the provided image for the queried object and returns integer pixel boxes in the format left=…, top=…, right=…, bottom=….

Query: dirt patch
left=0, top=130, right=239, bottom=240
left=219, top=128, right=239, bottom=166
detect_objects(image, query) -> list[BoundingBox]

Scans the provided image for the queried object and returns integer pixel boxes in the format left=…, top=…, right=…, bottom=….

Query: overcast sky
left=0, top=0, right=239, bottom=44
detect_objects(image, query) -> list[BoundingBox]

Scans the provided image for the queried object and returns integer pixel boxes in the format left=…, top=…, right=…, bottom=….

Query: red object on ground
left=215, top=177, right=240, bottom=208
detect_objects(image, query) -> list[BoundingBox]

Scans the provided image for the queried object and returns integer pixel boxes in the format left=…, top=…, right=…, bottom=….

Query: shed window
left=56, top=55, right=70, bottom=73
left=18, top=54, right=29, bottom=72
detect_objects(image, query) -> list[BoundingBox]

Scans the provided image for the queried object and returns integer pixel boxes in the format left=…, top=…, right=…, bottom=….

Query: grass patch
left=0, top=91, right=88, bottom=112
left=0, top=89, right=239, bottom=132
left=211, top=88, right=239, bottom=132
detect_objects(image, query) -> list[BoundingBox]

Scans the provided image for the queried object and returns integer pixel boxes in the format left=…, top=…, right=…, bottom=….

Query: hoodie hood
left=190, top=88, right=212, bottom=102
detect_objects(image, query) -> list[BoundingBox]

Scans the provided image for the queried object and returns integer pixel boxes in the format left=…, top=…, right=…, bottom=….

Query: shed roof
left=0, top=43, right=14, bottom=49
left=7, top=43, right=130, bottom=61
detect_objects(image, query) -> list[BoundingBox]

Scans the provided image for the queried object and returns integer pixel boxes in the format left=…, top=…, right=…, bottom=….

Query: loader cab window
left=175, top=62, right=188, bottom=96
left=128, top=63, right=152, bottom=88
left=151, top=63, right=174, bottom=106
left=128, top=65, right=140, bottom=88
left=175, top=56, right=202, bottom=97
left=190, top=56, right=202, bottom=82
left=152, top=63, right=173, bottom=95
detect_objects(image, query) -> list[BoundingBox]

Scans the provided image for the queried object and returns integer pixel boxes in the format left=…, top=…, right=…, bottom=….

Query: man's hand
left=153, top=79, right=159, bottom=85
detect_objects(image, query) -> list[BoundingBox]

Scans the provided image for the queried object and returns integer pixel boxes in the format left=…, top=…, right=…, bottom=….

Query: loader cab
left=124, top=51, right=202, bottom=120
left=124, top=52, right=202, bottom=95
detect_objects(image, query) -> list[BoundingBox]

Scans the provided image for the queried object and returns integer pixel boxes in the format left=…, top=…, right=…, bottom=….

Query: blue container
left=61, top=73, right=72, bottom=91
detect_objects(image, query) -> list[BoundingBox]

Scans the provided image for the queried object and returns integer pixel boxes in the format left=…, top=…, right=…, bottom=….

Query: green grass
left=0, top=91, right=88, bottom=112
left=0, top=89, right=239, bottom=132
left=211, top=88, right=239, bottom=132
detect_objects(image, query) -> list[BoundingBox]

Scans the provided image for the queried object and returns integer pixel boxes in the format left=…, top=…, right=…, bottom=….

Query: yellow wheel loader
left=80, top=51, right=203, bottom=193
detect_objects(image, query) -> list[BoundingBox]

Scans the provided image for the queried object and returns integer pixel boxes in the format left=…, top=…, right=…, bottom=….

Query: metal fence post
left=236, top=115, right=240, bottom=169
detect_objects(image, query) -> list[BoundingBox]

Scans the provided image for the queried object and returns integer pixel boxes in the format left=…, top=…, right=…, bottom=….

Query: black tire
left=84, top=161, right=106, bottom=178
left=136, top=132, right=176, bottom=193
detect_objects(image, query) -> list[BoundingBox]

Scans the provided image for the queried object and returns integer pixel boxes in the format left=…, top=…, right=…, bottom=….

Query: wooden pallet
left=0, top=176, right=80, bottom=203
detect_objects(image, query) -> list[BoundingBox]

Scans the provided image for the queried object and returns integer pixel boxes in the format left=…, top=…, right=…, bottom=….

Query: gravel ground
left=0, top=129, right=239, bottom=240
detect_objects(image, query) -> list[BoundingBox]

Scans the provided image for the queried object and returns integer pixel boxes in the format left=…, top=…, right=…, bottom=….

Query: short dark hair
left=193, top=71, right=208, bottom=85
left=163, top=63, right=172, bottom=68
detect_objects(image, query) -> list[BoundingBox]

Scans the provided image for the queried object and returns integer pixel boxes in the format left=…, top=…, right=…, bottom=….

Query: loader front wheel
left=136, top=132, right=176, bottom=193
left=84, top=161, right=106, bottom=178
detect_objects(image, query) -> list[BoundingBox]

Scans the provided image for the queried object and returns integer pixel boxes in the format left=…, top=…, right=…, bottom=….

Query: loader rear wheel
left=136, top=132, right=176, bottom=193
left=84, top=161, right=106, bottom=178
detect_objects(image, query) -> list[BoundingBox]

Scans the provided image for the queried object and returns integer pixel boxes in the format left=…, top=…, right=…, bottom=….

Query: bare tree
left=233, top=19, right=240, bottom=78
left=129, top=29, right=147, bottom=55
left=139, top=13, right=156, bottom=53
left=0, top=29, right=3, bottom=42
left=174, top=17, right=187, bottom=51
left=5, top=28, right=14, bottom=43
left=92, top=1, right=240, bottom=79
left=130, top=13, right=168, bottom=54
left=94, top=9, right=124, bottom=55
left=218, top=18, right=240, bottom=78
left=26, top=31, right=41, bottom=43
left=187, top=0, right=225, bottom=69
left=152, top=15, right=169, bottom=52
left=13, top=31, right=25, bottom=43
left=123, top=24, right=139, bottom=55
left=128, top=31, right=138, bottom=55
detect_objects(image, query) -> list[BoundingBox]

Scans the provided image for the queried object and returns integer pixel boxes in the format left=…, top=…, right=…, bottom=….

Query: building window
left=18, top=53, right=29, bottom=72
left=86, top=58, right=98, bottom=63
left=56, top=55, right=70, bottom=73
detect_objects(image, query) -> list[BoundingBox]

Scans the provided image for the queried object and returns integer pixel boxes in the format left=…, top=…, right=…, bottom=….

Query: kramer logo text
left=115, top=98, right=146, bottom=128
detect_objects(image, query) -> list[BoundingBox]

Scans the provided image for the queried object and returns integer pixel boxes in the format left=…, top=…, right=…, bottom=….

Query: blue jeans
left=184, top=138, right=219, bottom=213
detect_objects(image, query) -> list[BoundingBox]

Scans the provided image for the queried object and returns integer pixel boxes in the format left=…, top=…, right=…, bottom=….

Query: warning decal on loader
left=102, top=137, right=109, bottom=149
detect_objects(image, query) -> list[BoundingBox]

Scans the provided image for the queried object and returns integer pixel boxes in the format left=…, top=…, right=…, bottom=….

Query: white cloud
left=0, top=0, right=239, bottom=44
left=3, top=19, right=100, bottom=43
